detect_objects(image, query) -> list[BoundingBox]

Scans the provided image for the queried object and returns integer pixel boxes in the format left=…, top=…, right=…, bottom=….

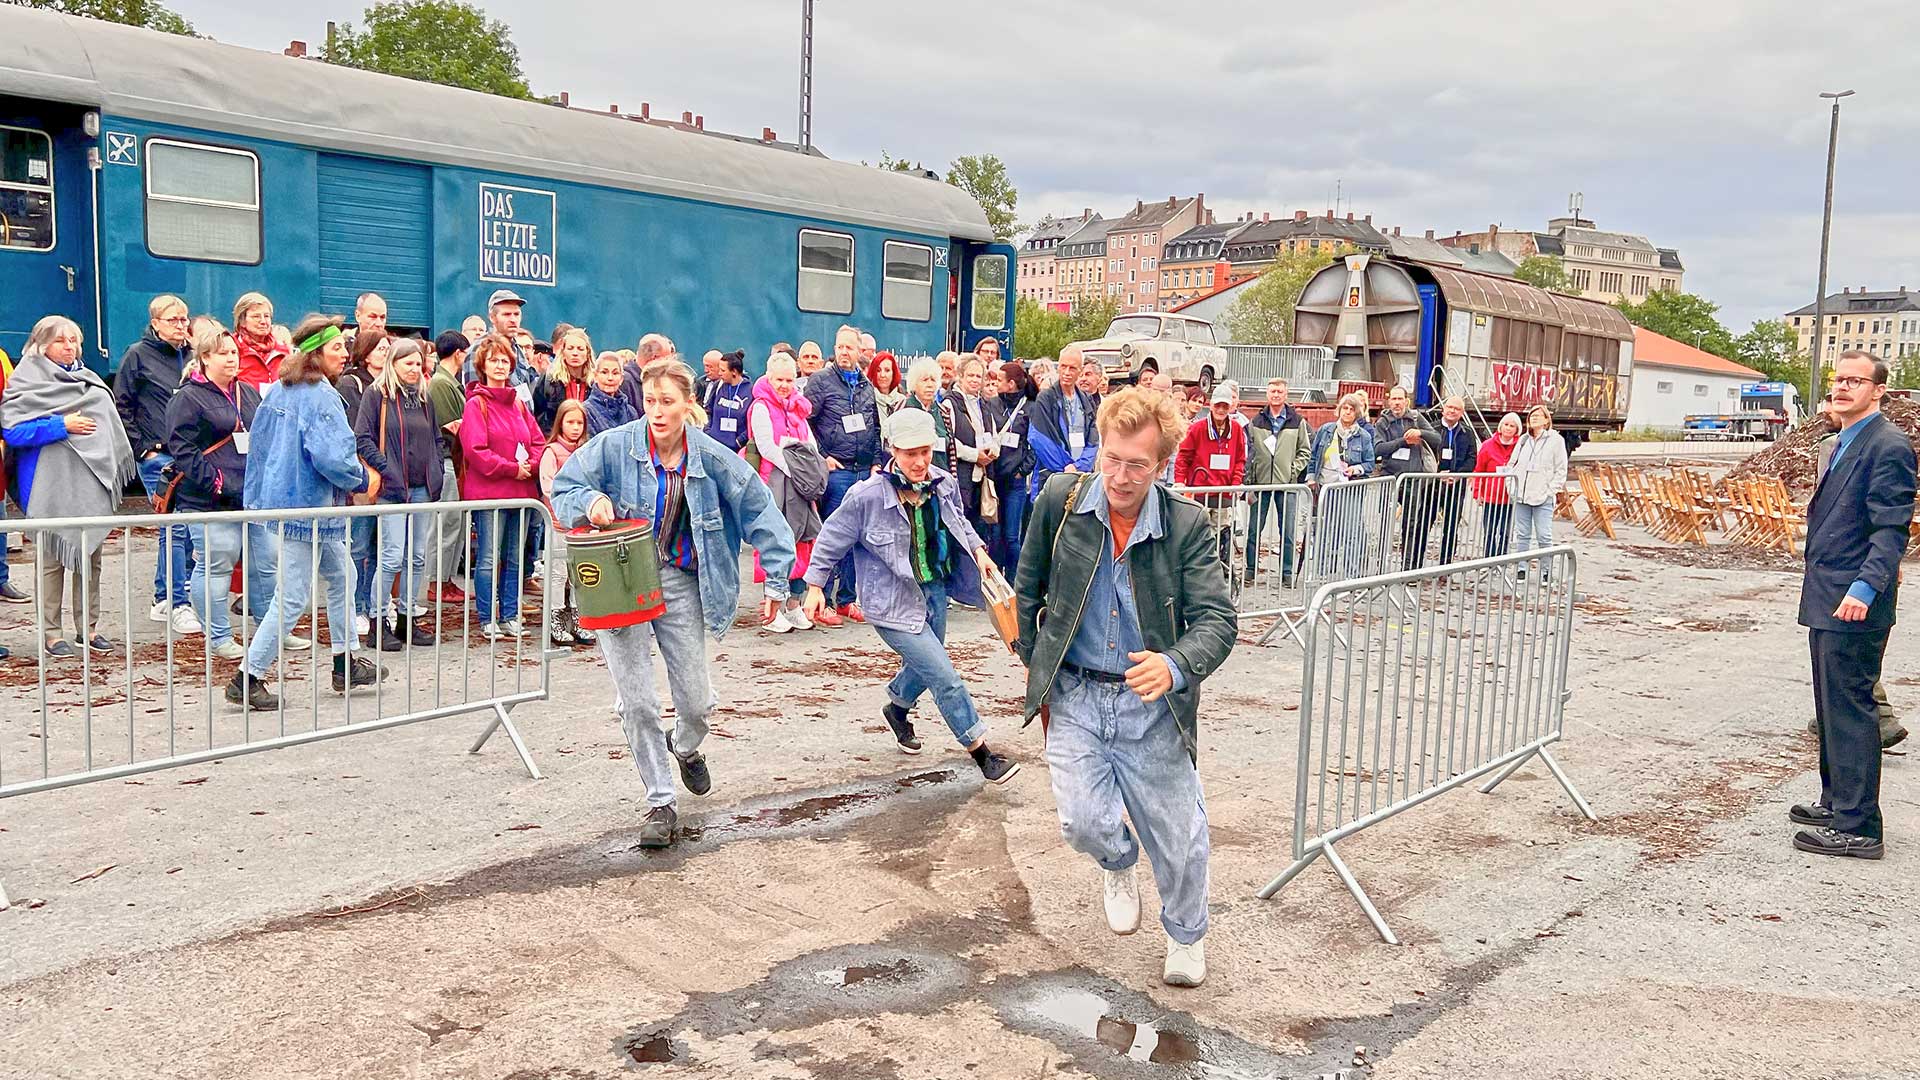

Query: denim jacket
left=241, top=380, right=369, bottom=540
left=550, top=421, right=797, bottom=639
left=803, top=466, right=987, bottom=634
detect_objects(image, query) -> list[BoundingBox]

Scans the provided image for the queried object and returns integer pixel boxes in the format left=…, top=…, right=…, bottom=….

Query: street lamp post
left=1810, top=89, right=1855, bottom=410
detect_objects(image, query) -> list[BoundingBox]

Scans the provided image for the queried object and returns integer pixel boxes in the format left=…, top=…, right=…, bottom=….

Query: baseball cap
left=1210, top=383, right=1237, bottom=405
left=487, top=288, right=525, bottom=308
left=887, top=408, right=936, bottom=450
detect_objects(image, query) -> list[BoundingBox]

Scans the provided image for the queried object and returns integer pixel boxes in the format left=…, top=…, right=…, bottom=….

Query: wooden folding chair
left=1657, top=475, right=1710, bottom=545
left=1574, top=470, right=1620, bottom=539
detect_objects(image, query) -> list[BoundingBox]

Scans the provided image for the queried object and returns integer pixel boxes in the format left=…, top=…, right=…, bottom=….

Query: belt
left=1059, top=660, right=1127, bottom=684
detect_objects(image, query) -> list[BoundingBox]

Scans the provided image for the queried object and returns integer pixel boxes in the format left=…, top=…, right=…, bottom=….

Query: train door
left=956, top=241, right=1014, bottom=354
left=0, top=98, right=97, bottom=365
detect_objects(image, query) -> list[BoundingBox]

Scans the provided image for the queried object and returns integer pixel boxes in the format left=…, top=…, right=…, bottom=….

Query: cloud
left=167, top=0, right=1920, bottom=331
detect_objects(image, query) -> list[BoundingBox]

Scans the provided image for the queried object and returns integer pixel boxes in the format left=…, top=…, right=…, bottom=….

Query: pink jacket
left=459, top=384, right=545, bottom=500
left=747, top=375, right=813, bottom=484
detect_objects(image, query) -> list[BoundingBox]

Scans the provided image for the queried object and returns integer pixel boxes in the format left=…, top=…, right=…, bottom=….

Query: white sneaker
left=481, top=622, right=503, bottom=641
left=786, top=604, right=814, bottom=630
left=1163, top=937, right=1206, bottom=988
left=148, top=600, right=171, bottom=623
left=209, top=639, right=246, bottom=660
left=283, top=631, right=312, bottom=652
left=408, top=602, right=428, bottom=618
left=169, top=605, right=202, bottom=636
left=1103, top=866, right=1141, bottom=935
left=353, top=614, right=370, bottom=636
left=765, top=609, right=795, bottom=634
left=501, top=618, right=526, bottom=637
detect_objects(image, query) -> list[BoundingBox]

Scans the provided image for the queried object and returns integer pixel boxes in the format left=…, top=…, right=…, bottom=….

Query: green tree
left=325, top=0, right=532, bottom=99
left=864, top=150, right=925, bottom=173
left=1066, top=293, right=1123, bottom=343
left=11, top=0, right=195, bottom=34
left=1732, top=319, right=1808, bottom=384
left=946, top=153, right=1021, bottom=242
left=1513, top=254, right=1572, bottom=293
left=1615, top=289, right=1736, bottom=358
left=1013, top=296, right=1072, bottom=361
left=1220, top=245, right=1353, bottom=344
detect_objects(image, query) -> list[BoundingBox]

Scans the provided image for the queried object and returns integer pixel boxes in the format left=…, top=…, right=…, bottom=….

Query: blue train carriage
left=0, top=6, right=1015, bottom=373
left=1292, top=253, right=1634, bottom=451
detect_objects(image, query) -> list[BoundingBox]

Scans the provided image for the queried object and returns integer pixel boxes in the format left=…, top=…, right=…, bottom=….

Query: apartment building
left=1100, top=194, right=1208, bottom=313
left=1221, top=209, right=1391, bottom=276
left=1784, top=286, right=1920, bottom=364
left=1054, top=215, right=1117, bottom=310
left=1439, top=215, right=1684, bottom=303
left=1158, top=215, right=1256, bottom=309
left=1016, top=210, right=1097, bottom=308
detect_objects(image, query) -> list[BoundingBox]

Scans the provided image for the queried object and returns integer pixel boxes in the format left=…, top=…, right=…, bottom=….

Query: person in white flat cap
left=802, top=407, right=1021, bottom=785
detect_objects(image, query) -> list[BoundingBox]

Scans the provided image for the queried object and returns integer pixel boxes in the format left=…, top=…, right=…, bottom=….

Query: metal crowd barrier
left=1392, top=472, right=1518, bottom=571
left=0, top=498, right=558, bottom=907
left=1254, top=546, right=1594, bottom=944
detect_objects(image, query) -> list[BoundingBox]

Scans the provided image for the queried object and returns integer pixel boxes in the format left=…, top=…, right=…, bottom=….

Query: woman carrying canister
left=552, top=356, right=798, bottom=849
left=1473, top=412, right=1523, bottom=558
left=356, top=336, right=447, bottom=651
left=460, top=333, right=547, bottom=639
left=233, top=315, right=384, bottom=710
left=163, top=321, right=263, bottom=659
left=1508, top=404, right=1569, bottom=567
left=538, top=398, right=594, bottom=647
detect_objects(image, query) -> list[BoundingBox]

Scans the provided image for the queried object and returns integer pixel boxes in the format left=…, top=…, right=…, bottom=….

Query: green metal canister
left=566, top=519, right=666, bottom=630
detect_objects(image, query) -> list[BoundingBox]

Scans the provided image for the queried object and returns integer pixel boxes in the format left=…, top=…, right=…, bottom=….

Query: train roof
left=1403, top=260, right=1634, bottom=339
left=0, top=7, right=995, bottom=242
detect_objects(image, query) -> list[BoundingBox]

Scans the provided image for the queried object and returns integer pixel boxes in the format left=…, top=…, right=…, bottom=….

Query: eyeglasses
left=1098, top=452, right=1159, bottom=482
left=1832, top=376, right=1879, bottom=389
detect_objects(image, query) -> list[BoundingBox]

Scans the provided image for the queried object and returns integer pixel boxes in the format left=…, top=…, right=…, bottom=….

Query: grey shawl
left=772, top=440, right=827, bottom=544
left=0, top=347, right=136, bottom=568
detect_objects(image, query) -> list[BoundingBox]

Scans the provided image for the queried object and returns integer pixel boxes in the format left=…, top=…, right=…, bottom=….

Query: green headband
left=296, top=325, right=343, bottom=354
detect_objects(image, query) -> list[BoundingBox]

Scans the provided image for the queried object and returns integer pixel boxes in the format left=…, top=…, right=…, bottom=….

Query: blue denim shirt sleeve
left=1165, top=653, right=1189, bottom=693
left=304, top=395, right=369, bottom=493
left=1847, top=580, right=1878, bottom=607
left=550, top=430, right=617, bottom=527
left=804, top=480, right=866, bottom=590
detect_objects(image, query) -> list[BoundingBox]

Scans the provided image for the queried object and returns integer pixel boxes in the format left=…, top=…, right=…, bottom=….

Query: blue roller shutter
left=316, top=154, right=432, bottom=328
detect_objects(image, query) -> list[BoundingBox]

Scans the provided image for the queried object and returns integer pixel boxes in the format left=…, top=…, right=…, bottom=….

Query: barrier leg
left=469, top=701, right=544, bottom=780
left=1324, top=843, right=1398, bottom=945
left=1478, top=747, right=1537, bottom=795
left=1536, top=746, right=1598, bottom=822
left=1255, top=844, right=1324, bottom=900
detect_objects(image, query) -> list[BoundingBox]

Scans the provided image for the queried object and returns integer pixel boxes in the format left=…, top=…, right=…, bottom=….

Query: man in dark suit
left=1791, top=351, right=1917, bottom=859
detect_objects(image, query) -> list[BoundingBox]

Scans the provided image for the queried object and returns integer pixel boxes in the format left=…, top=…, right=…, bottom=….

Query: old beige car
left=1074, top=312, right=1228, bottom=397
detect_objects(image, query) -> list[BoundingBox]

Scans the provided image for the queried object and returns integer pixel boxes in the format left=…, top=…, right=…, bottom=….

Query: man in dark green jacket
left=1244, top=377, right=1313, bottom=585
left=1014, top=387, right=1239, bottom=989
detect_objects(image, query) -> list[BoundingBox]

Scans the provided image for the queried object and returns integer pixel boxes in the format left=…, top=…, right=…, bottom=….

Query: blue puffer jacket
left=802, top=367, right=881, bottom=470
left=550, top=421, right=797, bottom=639
left=242, top=379, right=369, bottom=540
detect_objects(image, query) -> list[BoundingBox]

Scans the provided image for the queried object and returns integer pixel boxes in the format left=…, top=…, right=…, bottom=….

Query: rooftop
left=1104, top=194, right=1202, bottom=234
left=1633, top=327, right=1764, bottom=378
left=1021, top=211, right=1097, bottom=254
left=1162, top=218, right=1254, bottom=263
left=1784, top=287, right=1920, bottom=317
left=1557, top=225, right=1658, bottom=253
left=1222, top=210, right=1391, bottom=258
left=1658, top=247, right=1684, bottom=271
left=1056, top=215, right=1118, bottom=260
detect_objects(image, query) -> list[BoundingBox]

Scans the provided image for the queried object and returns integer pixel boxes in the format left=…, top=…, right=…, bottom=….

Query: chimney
left=1262, top=212, right=1271, bottom=224
left=762, top=127, right=776, bottom=142
left=1393, top=226, right=1401, bottom=237
left=694, top=115, right=704, bottom=129
left=1082, top=208, right=1092, bottom=219
left=608, top=104, right=620, bottom=114
left=1363, top=214, right=1372, bottom=225
left=1166, top=196, right=1176, bottom=208
left=1325, top=209, right=1334, bottom=221
left=1902, top=285, right=1909, bottom=294
left=1196, top=192, right=1206, bottom=219
left=640, top=102, right=651, bottom=120
left=1843, top=287, right=1850, bottom=294
left=558, top=90, right=570, bottom=108
left=1346, top=211, right=1354, bottom=222
left=681, top=111, right=693, bottom=125
left=1294, top=210, right=1308, bottom=223
left=284, top=40, right=307, bottom=58
left=1424, top=229, right=1435, bottom=240
left=1488, top=223, right=1498, bottom=249
left=1135, top=200, right=1144, bottom=213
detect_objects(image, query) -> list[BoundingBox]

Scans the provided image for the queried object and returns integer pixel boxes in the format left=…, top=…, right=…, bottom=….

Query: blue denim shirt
left=551, top=420, right=798, bottom=638
left=1062, top=476, right=1189, bottom=692
left=242, top=380, right=369, bottom=540
left=804, top=466, right=987, bottom=634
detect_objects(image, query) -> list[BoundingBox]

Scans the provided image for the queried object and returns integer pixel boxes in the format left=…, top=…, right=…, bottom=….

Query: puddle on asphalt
left=1028, top=988, right=1209, bottom=1068
left=813, top=957, right=919, bottom=987
left=620, top=1030, right=678, bottom=1064
left=619, top=769, right=962, bottom=853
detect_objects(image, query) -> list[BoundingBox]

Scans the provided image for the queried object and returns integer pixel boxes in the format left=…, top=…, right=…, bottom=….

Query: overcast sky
left=171, top=0, right=1920, bottom=330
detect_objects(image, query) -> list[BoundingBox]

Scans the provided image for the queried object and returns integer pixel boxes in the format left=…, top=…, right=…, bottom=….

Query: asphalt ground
left=2, top=512, right=1916, bottom=1079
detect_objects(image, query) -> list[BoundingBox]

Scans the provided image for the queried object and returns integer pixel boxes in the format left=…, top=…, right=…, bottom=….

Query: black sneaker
left=882, top=702, right=923, bottom=755
left=667, top=736, right=712, bottom=797
left=1793, top=827, right=1884, bottom=860
left=638, top=805, right=677, bottom=849
left=377, top=618, right=407, bottom=653
left=224, top=671, right=279, bottom=711
left=976, top=751, right=1021, bottom=785
left=331, top=655, right=386, bottom=691
left=1789, top=803, right=1834, bottom=827
left=408, top=617, right=436, bottom=647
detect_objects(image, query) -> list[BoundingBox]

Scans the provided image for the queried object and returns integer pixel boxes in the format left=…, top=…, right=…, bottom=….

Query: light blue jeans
left=186, top=522, right=242, bottom=646
left=872, top=580, right=987, bottom=749
left=1513, top=501, right=1555, bottom=554
left=139, top=453, right=194, bottom=607
left=598, top=567, right=713, bottom=809
left=240, top=522, right=280, bottom=621
left=473, top=507, right=524, bottom=624
left=374, top=487, right=433, bottom=620
left=1044, top=670, right=1210, bottom=945
left=245, top=530, right=356, bottom=677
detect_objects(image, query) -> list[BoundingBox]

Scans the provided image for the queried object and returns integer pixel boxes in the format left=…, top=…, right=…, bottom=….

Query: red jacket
left=1174, top=415, right=1247, bottom=489
left=459, top=383, right=546, bottom=500
left=1473, top=436, right=1517, bottom=503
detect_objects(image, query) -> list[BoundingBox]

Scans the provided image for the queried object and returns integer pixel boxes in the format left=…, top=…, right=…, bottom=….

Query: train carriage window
left=881, top=240, right=933, bottom=322
left=797, top=229, right=854, bottom=315
left=0, top=126, right=55, bottom=253
left=145, top=139, right=260, bottom=264
left=970, top=254, right=1007, bottom=331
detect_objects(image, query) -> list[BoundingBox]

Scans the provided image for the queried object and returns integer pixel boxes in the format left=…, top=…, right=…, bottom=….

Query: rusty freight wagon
left=1292, top=253, right=1634, bottom=450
